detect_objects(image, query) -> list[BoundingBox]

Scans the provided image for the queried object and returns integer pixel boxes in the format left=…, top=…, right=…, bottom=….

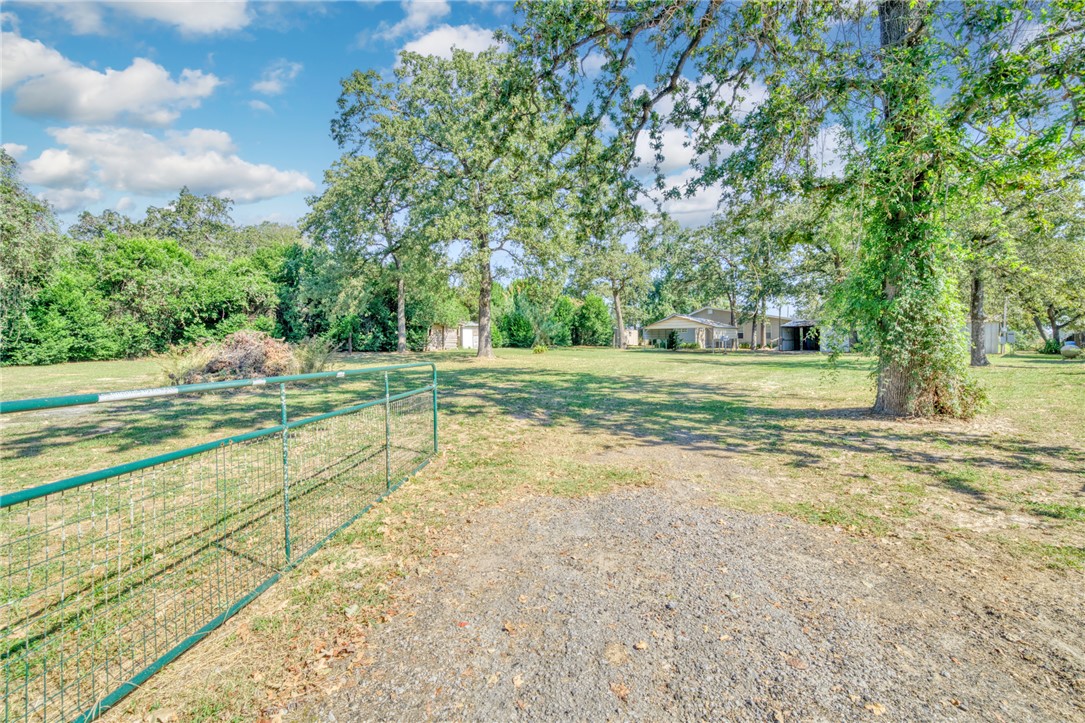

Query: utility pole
left=1000, top=297, right=1008, bottom=355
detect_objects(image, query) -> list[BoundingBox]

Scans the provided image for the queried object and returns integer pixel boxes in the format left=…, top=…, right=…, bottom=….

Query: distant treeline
left=0, top=159, right=617, bottom=365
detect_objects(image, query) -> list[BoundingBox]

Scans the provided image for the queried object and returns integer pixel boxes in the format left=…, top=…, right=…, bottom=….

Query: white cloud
left=399, top=24, right=502, bottom=59
left=580, top=52, right=606, bottom=77
left=116, top=196, right=136, bottom=212
left=634, top=126, right=698, bottom=176
left=378, top=0, right=450, bottom=40
left=39, top=1, right=252, bottom=36
left=0, top=33, right=69, bottom=91
left=121, top=1, right=251, bottom=35
left=248, top=99, right=273, bottom=113
left=33, top=126, right=314, bottom=204
left=1, top=143, right=29, bottom=159
left=811, top=124, right=847, bottom=178
left=252, top=59, right=302, bottom=95
left=39, top=2, right=105, bottom=34
left=22, top=148, right=92, bottom=187
left=639, top=168, right=724, bottom=228
left=2, top=31, right=219, bottom=125
left=39, top=186, right=103, bottom=213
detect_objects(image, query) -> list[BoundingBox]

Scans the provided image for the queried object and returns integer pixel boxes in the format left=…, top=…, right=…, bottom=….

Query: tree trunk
left=761, top=298, right=768, bottom=347
left=871, top=0, right=946, bottom=416
left=476, top=247, right=494, bottom=358
left=1047, top=306, right=1062, bottom=345
left=874, top=359, right=916, bottom=416
left=396, top=274, right=407, bottom=353
left=1033, top=315, right=1049, bottom=342
left=969, top=272, right=988, bottom=366
left=613, top=287, right=626, bottom=349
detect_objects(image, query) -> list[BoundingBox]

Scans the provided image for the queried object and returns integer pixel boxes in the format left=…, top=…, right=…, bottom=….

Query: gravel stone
left=294, top=482, right=1084, bottom=722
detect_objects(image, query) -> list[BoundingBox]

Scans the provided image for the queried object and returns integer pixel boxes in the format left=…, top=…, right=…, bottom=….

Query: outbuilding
left=779, top=320, right=821, bottom=351
left=426, top=321, right=479, bottom=350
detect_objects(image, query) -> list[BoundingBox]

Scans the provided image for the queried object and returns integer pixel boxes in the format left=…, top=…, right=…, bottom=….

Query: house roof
left=781, top=319, right=818, bottom=328
left=645, top=314, right=739, bottom=330
left=690, top=307, right=792, bottom=322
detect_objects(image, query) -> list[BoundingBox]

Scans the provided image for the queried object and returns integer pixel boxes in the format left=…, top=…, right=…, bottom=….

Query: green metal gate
left=0, top=363, right=438, bottom=722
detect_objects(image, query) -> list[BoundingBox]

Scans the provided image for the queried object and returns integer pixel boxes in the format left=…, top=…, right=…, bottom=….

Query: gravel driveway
left=293, top=481, right=1084, bottom=722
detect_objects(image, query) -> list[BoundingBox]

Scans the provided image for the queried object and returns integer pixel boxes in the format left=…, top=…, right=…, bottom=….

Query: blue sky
left=2, top=1, right=828, bottom=234
left=1, top=1, right=516, bottom=227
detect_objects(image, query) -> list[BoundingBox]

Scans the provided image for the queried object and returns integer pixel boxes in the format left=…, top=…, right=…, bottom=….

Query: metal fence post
left=280, top=382, right=292, bottom=564
left=384, top=372, right=391, bottom=491
left=432, top=364, right=438, bottom=454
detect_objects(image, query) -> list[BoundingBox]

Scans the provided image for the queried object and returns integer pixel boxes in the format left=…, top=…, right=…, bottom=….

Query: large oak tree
left=517, top=0, right=1084, bottom=416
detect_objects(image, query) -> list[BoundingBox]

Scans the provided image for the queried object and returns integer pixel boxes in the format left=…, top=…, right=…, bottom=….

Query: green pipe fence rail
left=1, top=363, right=438, bottom=723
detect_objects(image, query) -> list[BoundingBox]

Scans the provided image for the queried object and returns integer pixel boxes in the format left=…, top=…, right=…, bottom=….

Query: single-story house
left=688, top=307, right=793, bottom=345
left=426, top=321, right=479, bottom=351
left=643, top=314, right=739, bottom=349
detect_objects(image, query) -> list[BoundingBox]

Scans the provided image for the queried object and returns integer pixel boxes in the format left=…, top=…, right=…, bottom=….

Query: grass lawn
left=2, top=347, right=1083, bottom=720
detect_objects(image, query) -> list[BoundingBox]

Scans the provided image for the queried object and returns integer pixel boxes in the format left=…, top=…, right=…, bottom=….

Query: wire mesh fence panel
left=286, top=405, right=388, bottom=562
left=388, top=393, right=436, bottom=482
left=0, top=365, right=437, bottom=723
left=2, top=435, right=284, bottom=723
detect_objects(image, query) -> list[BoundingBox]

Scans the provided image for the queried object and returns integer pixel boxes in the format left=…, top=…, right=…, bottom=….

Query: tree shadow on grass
left=432, top=364, right=1084, bottom=516
left=3, top=357, right=1081, bottom=523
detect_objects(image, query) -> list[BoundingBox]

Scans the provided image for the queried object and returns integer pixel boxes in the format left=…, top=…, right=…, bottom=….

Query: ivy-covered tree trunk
left=395, top=274, right=407, bottom=353
left=866, top=0, right=980, bottom=417
left=612, top=288, right=625, bottom=349
left=969, top=273, right=988, bottom=366
left=477, top=245, right=495, bottom=358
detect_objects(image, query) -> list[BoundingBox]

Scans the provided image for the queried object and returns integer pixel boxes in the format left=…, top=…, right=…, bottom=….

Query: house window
left=738, top=332, right=744, bottom=339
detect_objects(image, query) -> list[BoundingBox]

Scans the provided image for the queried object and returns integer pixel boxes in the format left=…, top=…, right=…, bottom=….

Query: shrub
left=499, top=308, right=535, bottom=348
left=1038, top=338, right=1061, bottom=354
left=679, top=342, right=700, bottom=349
left=158, top=345, right=216, bottom=385
left=165, top=330, right=297, bottom=384
left=532, top=344, right=548, bottom=354
left=294, top=336, right=334, bottom=373
left=548, top=296, right=574, bottom=347
left=572, top=294, right=613, bottom=346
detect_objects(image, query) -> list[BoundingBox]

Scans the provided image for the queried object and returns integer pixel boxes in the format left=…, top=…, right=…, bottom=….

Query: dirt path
left=289, top=480, right=1084, bottom=722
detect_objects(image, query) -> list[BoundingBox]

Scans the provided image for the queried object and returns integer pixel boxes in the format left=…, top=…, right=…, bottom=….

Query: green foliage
left=517, top=0, right=1085, bottom=417
left=1, top=149, right=67, bottom=359
left=294, top=337, right=334, bottom=373
left=332, top=49, right=571, bottom=357
left=1039, top=339, right=1062, bottom=354
left=142, top=187, right=235, bottom=258
left=572, top=294, right=613, bottom=346
left=548, top=296, right=574, bottom=347
left=498, top=305, right=535, bottom=348
left=532, top=344, right=548, bottom=354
